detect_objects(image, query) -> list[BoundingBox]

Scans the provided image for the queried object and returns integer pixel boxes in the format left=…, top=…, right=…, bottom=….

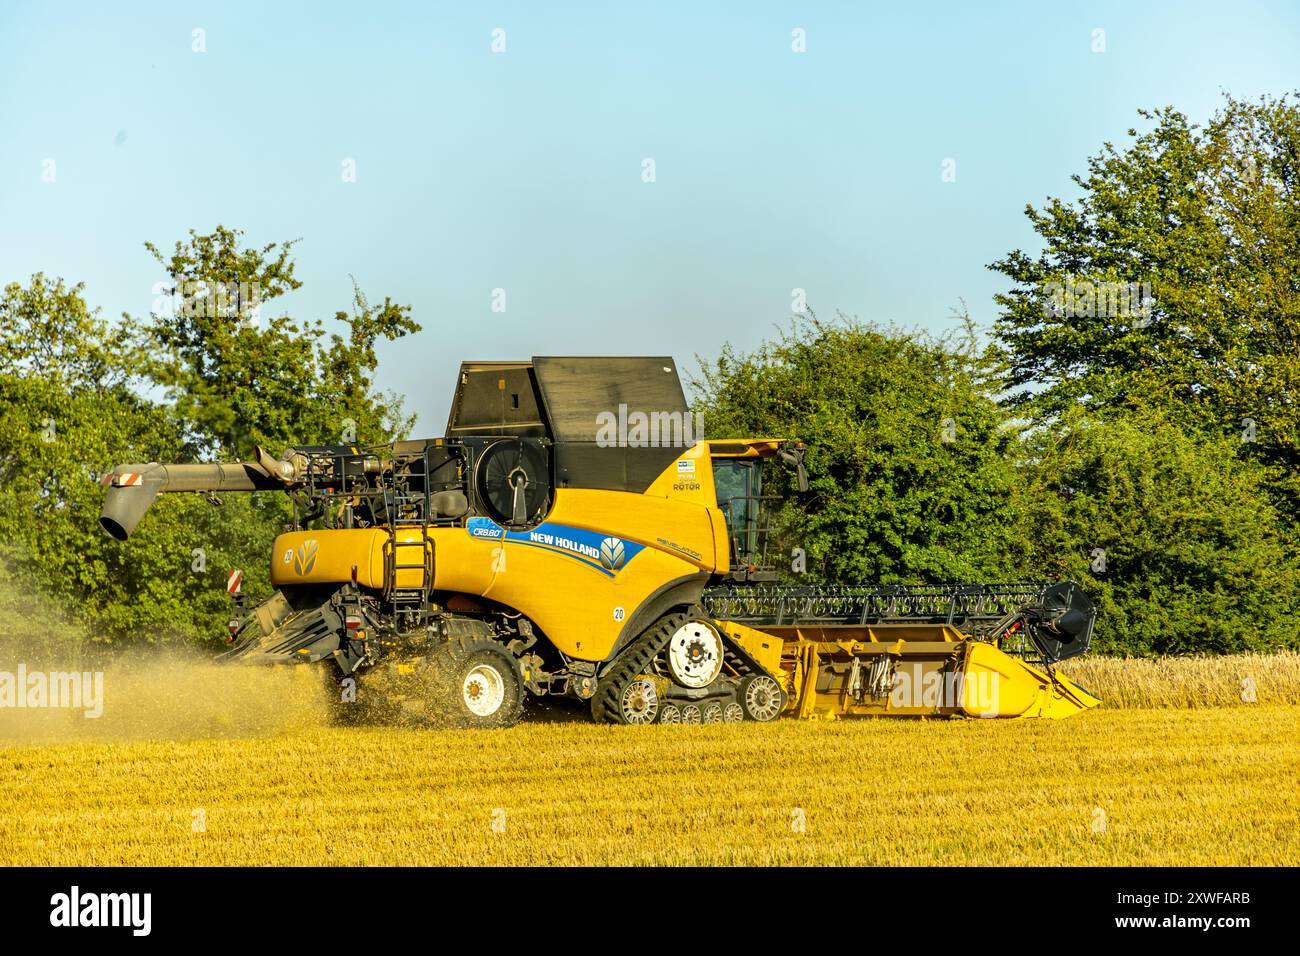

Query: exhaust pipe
left=99, top=462, right=279, bottom=540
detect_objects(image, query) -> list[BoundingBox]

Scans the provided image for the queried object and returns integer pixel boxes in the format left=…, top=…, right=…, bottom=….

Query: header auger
left=100, top=356, right=1100, bottom=728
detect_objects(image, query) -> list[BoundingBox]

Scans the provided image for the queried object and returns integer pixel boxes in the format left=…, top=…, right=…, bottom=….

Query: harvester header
left=100, top=355, right=1099, bottom=727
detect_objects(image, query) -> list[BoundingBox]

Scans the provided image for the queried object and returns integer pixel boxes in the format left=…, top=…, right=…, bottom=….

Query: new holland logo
left=293, top=539, right=319, bottom=576
left=599, top=536, right=626, bottom=571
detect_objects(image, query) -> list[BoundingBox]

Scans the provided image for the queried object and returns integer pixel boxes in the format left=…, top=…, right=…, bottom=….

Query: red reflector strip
left=105, top=473, right=143, bottom=487
left=226, top=570, right=243, bottom=593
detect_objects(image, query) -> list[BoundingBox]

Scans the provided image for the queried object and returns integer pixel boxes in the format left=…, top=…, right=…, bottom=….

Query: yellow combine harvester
left=100, top=356, right=1099, bottom=727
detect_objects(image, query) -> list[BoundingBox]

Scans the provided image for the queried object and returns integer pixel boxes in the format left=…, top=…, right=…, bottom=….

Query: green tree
left=139, top=225, right=419, bottom=458
left=693, top=312, right=1026, bottom=585
left=0, top=273, right=134, bottom=387
left=989, top=93, right=1300, bottom=515
left=1017, top=413, right=1299, bottom=655
left=0, top=228, right=424, bottom=648
left=0, top=276, right=196, bottom=643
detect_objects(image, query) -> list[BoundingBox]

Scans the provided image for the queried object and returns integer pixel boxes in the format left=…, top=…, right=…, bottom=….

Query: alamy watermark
left=0, top=664, right=104, bottom=718
left=50, top=886, right=150, bottom=936
left=151, top=279, right=262, bottom=324
left=595, top=404, right=705, bottom=448
left=890, top=664, right=1000, bottom=716
left=1042, top=277, right=1154, bottom=323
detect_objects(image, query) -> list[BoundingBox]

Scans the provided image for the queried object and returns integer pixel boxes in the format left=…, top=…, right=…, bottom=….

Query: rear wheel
left=425, top=638, right=525, bottom=728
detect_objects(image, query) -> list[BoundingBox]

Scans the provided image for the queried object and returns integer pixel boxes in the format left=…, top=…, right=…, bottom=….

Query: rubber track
left=591, top=611, right=687, bottom=724
left=720, top=632, right=765, bottom=681
left=593, top=612, right=781, bottom=724
left=720, top=630, right=788, bottom=717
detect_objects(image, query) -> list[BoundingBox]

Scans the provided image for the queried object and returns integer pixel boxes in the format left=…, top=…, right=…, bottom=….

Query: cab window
left=713, top=458, right=762, bottom=557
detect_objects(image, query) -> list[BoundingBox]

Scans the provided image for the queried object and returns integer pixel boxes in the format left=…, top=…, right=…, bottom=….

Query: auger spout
left=99, top=461, right=280, bottom=541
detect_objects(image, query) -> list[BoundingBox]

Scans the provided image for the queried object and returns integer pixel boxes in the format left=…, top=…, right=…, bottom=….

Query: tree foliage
left=141, top=226, right=419, bottom=458
left=0, top=229, right=420, bottom=645
left=989, top=93, right=1300, bottom=515
left=693, top=312, right=1026, bottom=585
left=1017, top=414, right=1298, bottom=654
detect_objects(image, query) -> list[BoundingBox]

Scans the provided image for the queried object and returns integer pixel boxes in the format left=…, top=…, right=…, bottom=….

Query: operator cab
left=709, top=439, right=806, bottom=583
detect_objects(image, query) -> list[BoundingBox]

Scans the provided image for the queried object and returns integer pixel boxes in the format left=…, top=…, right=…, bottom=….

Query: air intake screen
left=475, top=439, right=550, bottom=527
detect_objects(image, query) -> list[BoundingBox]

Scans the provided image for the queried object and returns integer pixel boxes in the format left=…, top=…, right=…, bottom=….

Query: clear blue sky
left=2, top=1, right=1297, bottom=433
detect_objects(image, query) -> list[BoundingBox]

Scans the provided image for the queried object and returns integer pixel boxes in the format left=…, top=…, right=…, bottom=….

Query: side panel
left=642, top=438, right=717, bottom=507
left=272, top=528, right=436, bottom=591
left=435, top=487, right=721, bottom=661
left=268, top=448, right=729, bottom=664
left=271, top=529, right=387, bottom=588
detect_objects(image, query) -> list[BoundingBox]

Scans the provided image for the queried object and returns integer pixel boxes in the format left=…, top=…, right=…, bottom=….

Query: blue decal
left=466, top=517, right=505, bottom=540
left=465, top=519, right=646, bottom=576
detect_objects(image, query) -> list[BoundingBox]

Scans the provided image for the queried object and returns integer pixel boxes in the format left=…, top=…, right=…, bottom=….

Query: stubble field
left=1, top=654, right=1296, bottom=867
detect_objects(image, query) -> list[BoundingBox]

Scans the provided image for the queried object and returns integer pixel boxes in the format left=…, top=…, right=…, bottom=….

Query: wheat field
left=0, top=652, right=1296, bottom=866
left=1061, top=651, right=1300, bottom=708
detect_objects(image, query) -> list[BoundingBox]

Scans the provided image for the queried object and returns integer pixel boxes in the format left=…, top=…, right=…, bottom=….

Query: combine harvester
left=100, top=357, right=1099, bottom=727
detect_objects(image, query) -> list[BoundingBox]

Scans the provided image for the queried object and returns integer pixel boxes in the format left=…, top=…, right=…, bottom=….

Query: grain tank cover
left=535, top=356, right=691, bottom=492
left=530, top=356, right=687, bottom=441
left=446, top=361, right=547, bottom=437
left=446, top=357, right=693, bottom=492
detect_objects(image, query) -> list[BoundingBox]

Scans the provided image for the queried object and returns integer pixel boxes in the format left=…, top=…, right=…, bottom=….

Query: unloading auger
left=100, top=356, right=1100, bottom=728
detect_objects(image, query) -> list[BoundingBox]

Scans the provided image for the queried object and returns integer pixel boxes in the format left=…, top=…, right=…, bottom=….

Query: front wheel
left=425, top=638, right=525, bottom=729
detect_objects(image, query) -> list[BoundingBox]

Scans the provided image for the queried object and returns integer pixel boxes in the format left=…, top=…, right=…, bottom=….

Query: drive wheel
left=425, top=637, right=525, bottom=729
left=739, top=673, right=785, bottom=722
left=666, top=620, right=725, bottom=688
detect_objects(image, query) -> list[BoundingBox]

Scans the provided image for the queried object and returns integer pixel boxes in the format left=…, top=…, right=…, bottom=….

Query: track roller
left=737, top=673, right=785, bottom=722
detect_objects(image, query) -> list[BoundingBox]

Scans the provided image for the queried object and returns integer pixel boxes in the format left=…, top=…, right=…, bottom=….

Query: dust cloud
left=0, top=564, right=327, bottom=745
left=0, top=650, right=330, bottom=744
